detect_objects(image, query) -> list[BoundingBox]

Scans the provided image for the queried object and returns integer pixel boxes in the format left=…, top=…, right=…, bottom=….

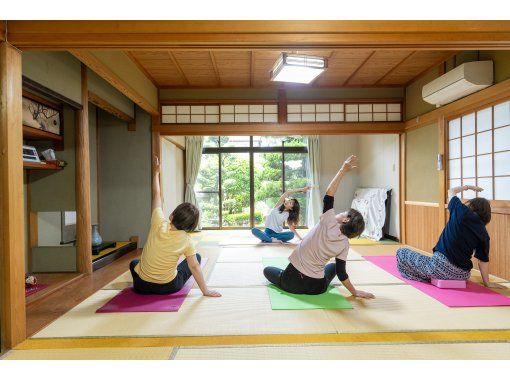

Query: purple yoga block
left=431, top=278, right=467, bottom=289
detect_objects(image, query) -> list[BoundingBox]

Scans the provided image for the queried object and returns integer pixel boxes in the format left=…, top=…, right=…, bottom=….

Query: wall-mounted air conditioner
left=422, top=61, right=493, bottom=107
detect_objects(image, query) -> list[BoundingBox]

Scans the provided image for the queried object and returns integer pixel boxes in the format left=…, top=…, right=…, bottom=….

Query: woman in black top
left=396, top=185, right=504, bottom=288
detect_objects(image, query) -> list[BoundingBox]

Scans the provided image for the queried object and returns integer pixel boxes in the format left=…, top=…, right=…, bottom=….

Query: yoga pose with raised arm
left=251, top=186, right=312, bottom=243
left=129, top=156, right=221, bottom=297
left=397, top=185, right=504, bottom=288
left=262, top=156, right=375, bottom=298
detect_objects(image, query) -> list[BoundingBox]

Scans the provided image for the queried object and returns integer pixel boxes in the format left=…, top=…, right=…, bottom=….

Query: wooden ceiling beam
left=342, top=51, right=376, bottom=86
left=7, top=21, right=510, bottom=50
left=249, top=51, right=254, bottom=88
left=125, top=51, right=159, bottom=87
left=88, top=91, right=135, bottom=124
left=153, top=122, right=405, bottom=136
left=167, top=51, right=190, bottom=86
left=374, top=51, right=416, bottom=86
left=209, top=51, right=222, bottom=87
left=70, top=50, right=158, bottom=115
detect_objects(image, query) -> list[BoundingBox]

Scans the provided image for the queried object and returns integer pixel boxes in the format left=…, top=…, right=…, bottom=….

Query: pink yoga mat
left=364, top=255, right=510, bottom=307
left=25, top=284, right=48, bottom=297
left=96, top=258, right=208, bottom=313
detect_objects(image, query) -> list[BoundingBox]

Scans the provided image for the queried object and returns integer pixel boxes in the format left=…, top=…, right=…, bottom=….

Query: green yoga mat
left=262, top=258, right=353, bottom=310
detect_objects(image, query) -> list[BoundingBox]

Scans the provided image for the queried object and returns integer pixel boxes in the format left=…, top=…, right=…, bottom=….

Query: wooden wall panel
left=406, top=203, right=510, bottom=280
left=486, top=213, right=510, bottom=280
left=405, top=203, right=439, bottom=253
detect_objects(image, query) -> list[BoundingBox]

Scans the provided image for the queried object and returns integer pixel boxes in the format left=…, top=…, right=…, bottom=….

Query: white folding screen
left=287, top=102, right=402, bottom=123
left=447, top=100, right=510, bottom=200
left=161, top=104, right=278, bottom=124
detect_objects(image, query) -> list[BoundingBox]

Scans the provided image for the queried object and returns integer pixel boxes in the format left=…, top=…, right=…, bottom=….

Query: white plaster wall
left=318, top=135, right=360, bottom=213
left=358, top=134, right=400, bottom=239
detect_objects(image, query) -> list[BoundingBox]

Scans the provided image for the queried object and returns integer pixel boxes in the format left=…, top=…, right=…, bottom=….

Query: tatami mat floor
left=7, top=230, right=510, bottom=359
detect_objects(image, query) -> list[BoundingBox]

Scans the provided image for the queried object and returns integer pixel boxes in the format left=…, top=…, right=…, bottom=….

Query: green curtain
left=305, top=136, right=322, bottom=226
left=184, top=136, right=204, bottom=230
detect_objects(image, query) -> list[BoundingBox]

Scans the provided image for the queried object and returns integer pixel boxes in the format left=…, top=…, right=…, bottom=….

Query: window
left=161, top=104, right=278, bottom=124
left=287, top=102, right=402, bottom=122
left=196, top=136, right=309, bottom=229
left=447, top=100, right=510, bottom=201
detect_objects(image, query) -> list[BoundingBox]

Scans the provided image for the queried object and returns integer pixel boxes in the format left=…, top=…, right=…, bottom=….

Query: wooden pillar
left=76, top=63, right=92, bottom=274
left=399, top=132, right=407, bottom=244
left=0, top=42, right=26, bottom=351
left=438, top=116, right=447, bottom=233
left=277, top=89, right=287, bottom=124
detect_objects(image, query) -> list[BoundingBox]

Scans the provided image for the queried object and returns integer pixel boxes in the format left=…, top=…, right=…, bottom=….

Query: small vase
left=91, top=224, right=103, bottom=247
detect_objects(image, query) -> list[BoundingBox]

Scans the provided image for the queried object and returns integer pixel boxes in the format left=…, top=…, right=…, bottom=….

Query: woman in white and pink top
left=263, top=156, right=375, bottom=299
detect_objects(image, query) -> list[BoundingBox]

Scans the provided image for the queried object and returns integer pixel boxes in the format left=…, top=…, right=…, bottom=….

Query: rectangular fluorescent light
left=270, top=53, right=327, bottom=84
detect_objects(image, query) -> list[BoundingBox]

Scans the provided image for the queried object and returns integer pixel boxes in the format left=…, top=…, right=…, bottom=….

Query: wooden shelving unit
left=23, top=125, right=64, bottom=171
left=23, top=125, right=63, bottom=142
left=23, top=161, right=62, bottom=171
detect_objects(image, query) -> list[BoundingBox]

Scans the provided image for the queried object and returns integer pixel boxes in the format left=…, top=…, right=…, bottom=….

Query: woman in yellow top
left=129, top=156, right=221, bottom=297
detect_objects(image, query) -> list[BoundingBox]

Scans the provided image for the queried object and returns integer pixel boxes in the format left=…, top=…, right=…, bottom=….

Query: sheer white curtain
left=184, top=136, right=204, bottom=229
left=306, top=136, right=322, bottom=226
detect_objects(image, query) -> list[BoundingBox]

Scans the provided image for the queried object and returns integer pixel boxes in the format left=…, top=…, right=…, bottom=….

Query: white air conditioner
left=422, top=61, right=493, bottom=107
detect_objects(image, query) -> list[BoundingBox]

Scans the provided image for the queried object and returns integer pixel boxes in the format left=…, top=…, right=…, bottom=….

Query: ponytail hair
left=279, top=198, right=300, bottom=226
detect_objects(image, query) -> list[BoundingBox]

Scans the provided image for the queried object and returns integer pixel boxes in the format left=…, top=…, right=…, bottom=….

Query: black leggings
left=129, top=254, right=201, bottom=295
left=263, top=262, right=336, bottom=295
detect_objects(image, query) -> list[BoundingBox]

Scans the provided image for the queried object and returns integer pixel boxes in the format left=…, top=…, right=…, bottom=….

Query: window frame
left=445, top=97, right=510, bottom=214
left=196, top=136, right=309, bottom=229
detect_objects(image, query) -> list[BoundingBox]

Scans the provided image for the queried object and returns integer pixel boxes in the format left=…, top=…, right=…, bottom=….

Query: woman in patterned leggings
left=396, top=185, right=504, bottom=289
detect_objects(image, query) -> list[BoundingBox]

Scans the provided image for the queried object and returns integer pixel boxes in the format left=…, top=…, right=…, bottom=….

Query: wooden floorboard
left=26, top=248, right=141, bottom=338
left=26, top=272, right=85, bottom=306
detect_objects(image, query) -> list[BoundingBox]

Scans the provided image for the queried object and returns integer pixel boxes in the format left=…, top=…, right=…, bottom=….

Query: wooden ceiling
left=127, top=49, right=455, bottom=89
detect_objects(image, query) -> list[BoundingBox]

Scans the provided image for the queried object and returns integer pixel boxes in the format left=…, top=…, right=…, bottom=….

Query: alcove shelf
left=23, top=161, right=62, bottom=171
left=23, top=125, right=64, bottom=151
left=23, top=125, right=63, bottom=141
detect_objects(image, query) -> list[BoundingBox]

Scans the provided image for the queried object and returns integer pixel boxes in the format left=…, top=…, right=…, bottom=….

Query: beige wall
left=30, top=106, right=77, bottom=272
left=287, top=87, right=404, bottom=100
left=318, top=135, right=360, bottom=212
left=161, top=138, right=185, bottom=217
left=88, top=69, right=135, bottom=119
left=358, top=135, right=400, bottom=238
left=480, top=51, right=510, bottom=83
left=406, top=123, right=438, bottom=203
left=160, top=87, right=404, bottom=101
left=98, top=107, right=152, bottom=245
left=405, top=68, right=438, bottom=120
left=23, top=51, right=82, bottom=105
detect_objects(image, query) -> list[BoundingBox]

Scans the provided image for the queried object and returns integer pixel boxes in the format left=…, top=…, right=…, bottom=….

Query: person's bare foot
left=271, top=237, right=283, bottom=244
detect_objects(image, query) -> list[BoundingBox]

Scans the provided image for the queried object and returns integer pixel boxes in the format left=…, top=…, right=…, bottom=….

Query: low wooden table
left=92, top=241, right=137, bottom=271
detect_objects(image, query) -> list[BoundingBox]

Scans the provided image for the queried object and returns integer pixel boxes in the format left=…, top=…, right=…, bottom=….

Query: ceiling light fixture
left=270, top=53, right=327, bottom=84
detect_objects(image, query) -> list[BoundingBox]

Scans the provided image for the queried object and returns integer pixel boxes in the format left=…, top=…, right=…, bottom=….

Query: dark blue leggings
left=251, top=227, right=294, bottom=242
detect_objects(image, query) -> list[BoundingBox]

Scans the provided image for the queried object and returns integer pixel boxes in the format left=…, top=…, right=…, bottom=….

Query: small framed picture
left=22, top=93, right=62, bottom=135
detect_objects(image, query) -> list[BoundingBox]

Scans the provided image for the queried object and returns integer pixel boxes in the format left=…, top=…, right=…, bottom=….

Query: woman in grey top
left=263, top=156, right=375, bottom=299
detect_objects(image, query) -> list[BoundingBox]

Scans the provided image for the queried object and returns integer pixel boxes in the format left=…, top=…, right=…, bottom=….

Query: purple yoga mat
left=25, top=284, right=48, bottom=297
left=96, top=258, right=208, bottom=313
left=364, top=255, right=510, bottom=308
